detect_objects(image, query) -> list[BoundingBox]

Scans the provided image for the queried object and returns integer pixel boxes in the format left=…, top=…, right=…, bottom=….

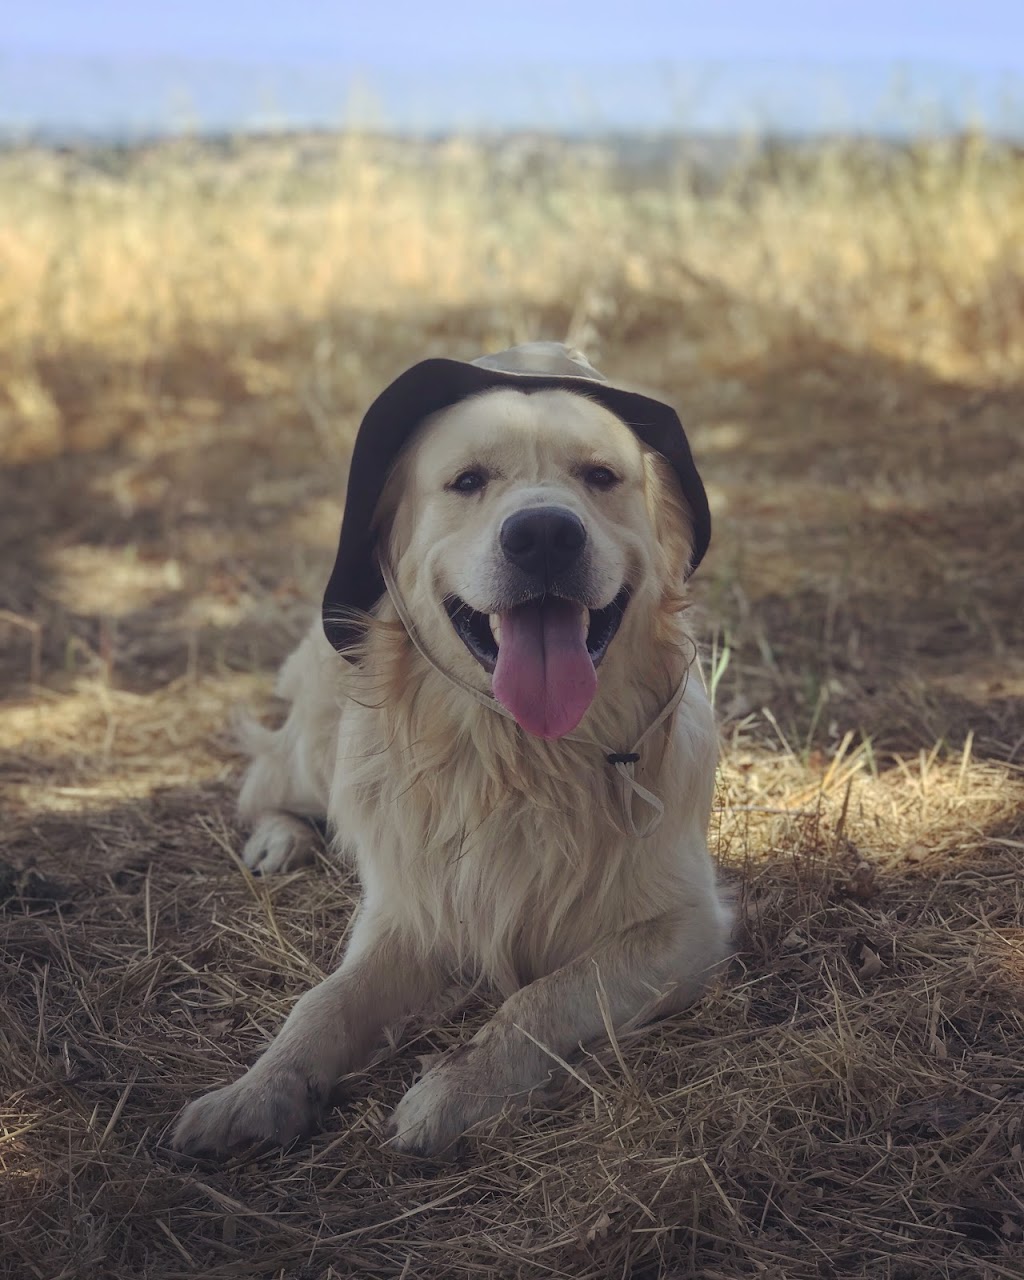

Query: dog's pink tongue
left=492, top=599, right=597, bottom=739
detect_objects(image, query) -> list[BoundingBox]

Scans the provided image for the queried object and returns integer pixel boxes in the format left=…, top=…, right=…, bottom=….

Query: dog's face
left=379, top=388, right=693, bottom=740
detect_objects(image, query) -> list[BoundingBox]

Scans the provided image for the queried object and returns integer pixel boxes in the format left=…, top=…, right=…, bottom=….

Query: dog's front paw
left=171, top=1066, right=326, bottom=1158
left=386, top=1047, right=501, bottom=1157
left=242, top=814, right=317, bottom=874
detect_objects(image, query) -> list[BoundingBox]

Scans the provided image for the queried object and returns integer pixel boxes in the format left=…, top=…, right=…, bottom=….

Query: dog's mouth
left=443, top=588, right=631, bottom=740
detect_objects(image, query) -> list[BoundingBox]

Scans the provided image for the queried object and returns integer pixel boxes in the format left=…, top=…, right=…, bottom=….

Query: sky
left=3, top=2, right=1023, bottom=137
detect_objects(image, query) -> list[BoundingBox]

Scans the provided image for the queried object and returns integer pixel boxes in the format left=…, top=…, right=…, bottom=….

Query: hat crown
left=471, top=342, right=607, bottom=382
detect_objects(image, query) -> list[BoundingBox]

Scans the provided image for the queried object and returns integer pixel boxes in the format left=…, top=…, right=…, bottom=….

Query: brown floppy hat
left=322, top=343, right=711, bottom=654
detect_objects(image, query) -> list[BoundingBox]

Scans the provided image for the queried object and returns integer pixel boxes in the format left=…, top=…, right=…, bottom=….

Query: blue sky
left=7, top=2, right=1022, bottom=69
left=4, top=2, right=1023, bottom=136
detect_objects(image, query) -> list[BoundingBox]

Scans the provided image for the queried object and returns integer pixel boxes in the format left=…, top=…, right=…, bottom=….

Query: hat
left=322, top=342, right=710, bottom=653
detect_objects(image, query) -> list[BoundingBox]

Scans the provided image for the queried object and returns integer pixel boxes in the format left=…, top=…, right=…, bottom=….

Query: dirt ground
left=2, top=138, right=1023, bottom=1279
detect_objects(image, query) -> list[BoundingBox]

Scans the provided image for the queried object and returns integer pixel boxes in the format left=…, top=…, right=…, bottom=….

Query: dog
left=171, top=342, right=731, bottom=1159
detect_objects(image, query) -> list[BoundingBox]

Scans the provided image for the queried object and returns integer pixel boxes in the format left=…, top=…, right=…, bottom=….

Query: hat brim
left=322, top=359, right=710, bottom=653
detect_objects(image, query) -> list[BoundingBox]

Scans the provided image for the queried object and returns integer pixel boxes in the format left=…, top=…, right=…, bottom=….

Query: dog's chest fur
left=330, top=651, right=716, bottom=995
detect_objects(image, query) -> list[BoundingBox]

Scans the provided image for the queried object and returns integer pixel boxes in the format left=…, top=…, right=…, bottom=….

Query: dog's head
left=323, top=346, right=709, bottom=741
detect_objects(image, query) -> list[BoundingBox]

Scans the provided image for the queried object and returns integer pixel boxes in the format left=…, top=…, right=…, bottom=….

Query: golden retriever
left=172, top=342, right=730, bottom=1158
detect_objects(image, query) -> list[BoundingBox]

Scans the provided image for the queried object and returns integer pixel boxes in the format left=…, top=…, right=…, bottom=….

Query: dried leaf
left=848, top=934, right=883, bottom=980
left=584, top=1211, right=613, bottom=1243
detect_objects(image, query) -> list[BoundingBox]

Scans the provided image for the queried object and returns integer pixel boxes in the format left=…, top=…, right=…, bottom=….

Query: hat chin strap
left=378, top=558, right=692, bottom=839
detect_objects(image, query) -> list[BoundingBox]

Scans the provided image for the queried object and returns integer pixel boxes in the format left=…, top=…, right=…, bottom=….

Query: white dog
left=172, top=342, right=730, bottom=1158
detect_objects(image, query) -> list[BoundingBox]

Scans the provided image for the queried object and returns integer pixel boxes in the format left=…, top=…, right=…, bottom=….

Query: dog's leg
left=172, top=910, right=441, bottom=1156
left=387, top=904, right=729, bottom=1156
left=237, top=626, right=340, bottom=874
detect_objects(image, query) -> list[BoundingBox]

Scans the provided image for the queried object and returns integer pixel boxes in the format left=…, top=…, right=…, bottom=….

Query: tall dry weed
left=2, top=133, right=1023, bottom=464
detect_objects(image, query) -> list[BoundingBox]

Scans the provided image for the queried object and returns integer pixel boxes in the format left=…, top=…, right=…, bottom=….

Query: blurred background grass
left=3, top=133, right=1023, bottom=465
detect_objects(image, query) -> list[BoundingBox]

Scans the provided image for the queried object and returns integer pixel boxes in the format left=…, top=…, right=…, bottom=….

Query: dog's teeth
left=580, top=608, right=589, bottom=638
left=489, top=613, right=502, bottom=646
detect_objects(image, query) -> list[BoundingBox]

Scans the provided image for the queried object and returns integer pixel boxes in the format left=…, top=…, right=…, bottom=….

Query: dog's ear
left=371, top=452, right=417, bottom=570
left=645, top=450, right=696, bottom=605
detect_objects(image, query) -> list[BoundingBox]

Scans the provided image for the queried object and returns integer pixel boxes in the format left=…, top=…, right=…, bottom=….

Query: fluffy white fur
left=172, top=384, right=731, bottom=1159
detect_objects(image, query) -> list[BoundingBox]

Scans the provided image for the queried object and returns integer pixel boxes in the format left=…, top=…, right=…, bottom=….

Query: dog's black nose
left=500, top=506, right=587, bottom=580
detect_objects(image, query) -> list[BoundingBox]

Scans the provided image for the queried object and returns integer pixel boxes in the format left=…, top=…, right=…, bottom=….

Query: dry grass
left=2, top=132, right=1023, bottom=1279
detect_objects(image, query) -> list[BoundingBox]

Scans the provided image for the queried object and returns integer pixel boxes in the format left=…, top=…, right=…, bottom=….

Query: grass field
left=2, top=131, right=1023, bottom=1279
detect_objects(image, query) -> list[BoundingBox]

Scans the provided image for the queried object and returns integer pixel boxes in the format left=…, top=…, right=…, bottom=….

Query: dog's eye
left=584, top=465, right=620, bottom=490
left=450, top=469, right=487, bottom=494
